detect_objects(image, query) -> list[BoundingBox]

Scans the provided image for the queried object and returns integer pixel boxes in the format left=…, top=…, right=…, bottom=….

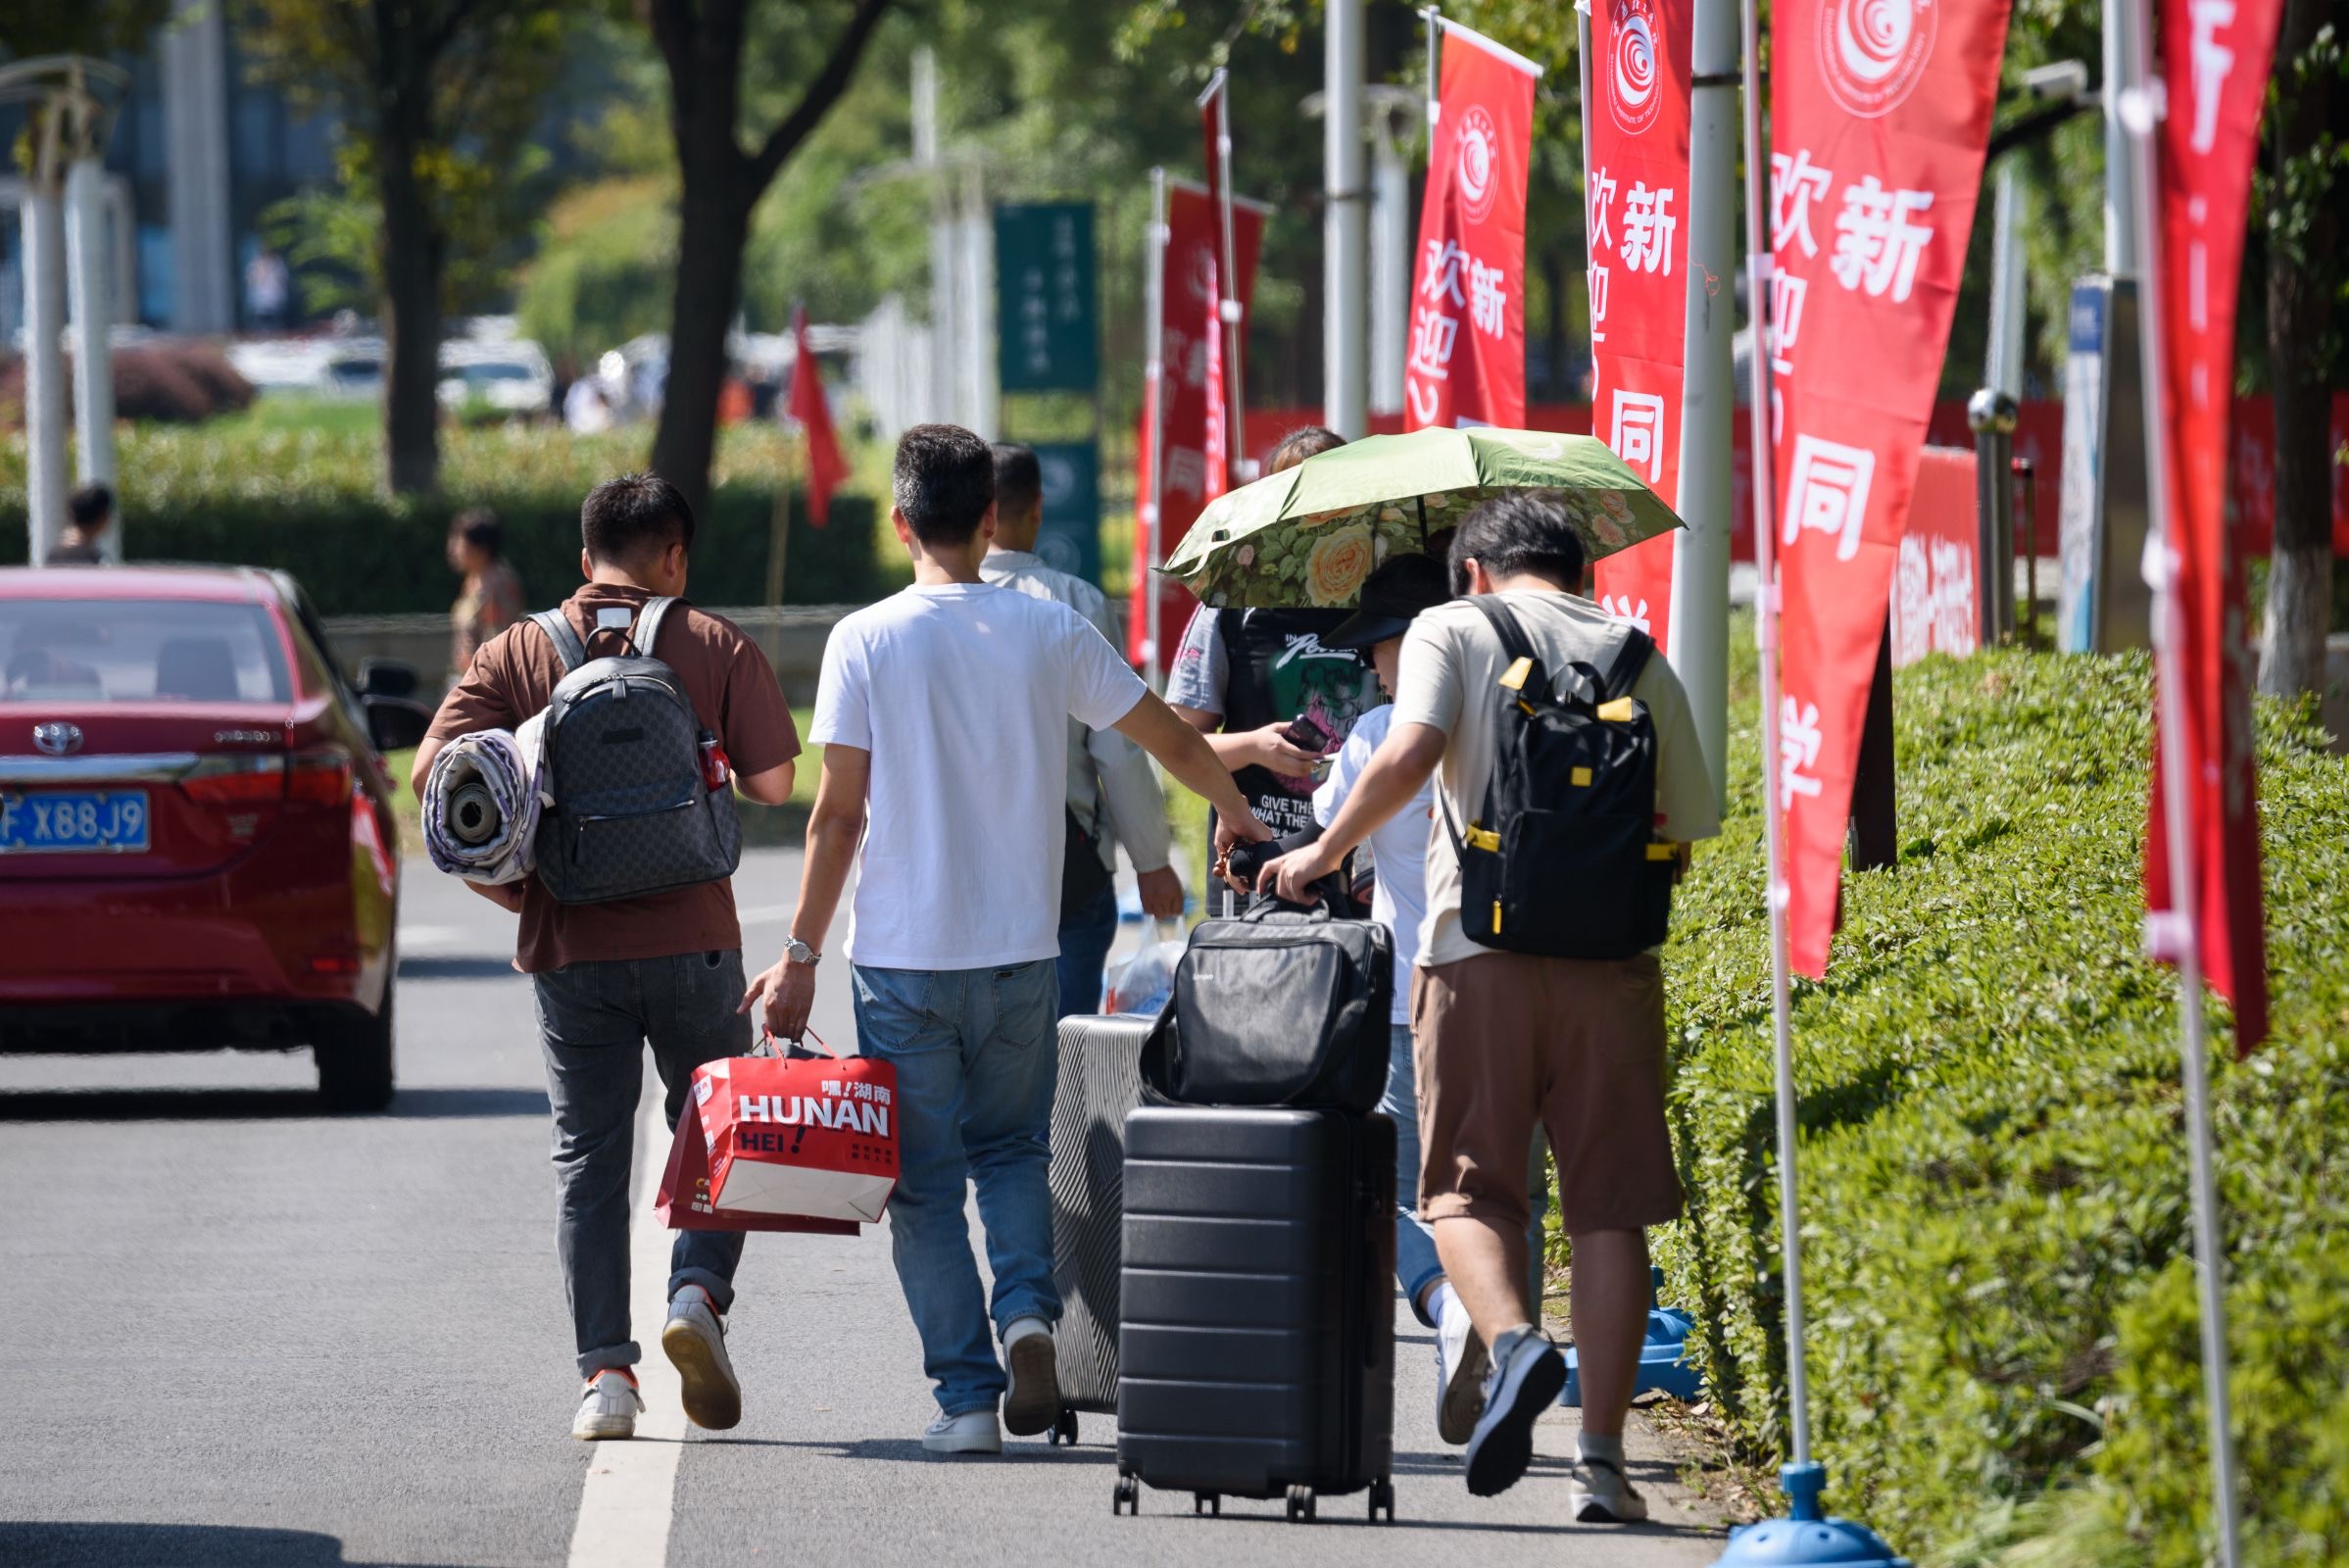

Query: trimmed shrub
left=0, top=420, right=903, bottom=615
left=1657, top=638, right=2349, bottom=1565
left=0, top=343, right=257, bottom=425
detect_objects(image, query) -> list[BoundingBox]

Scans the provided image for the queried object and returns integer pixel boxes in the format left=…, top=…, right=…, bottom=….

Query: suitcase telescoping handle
left=1223, top=839, right=1347, bottom=916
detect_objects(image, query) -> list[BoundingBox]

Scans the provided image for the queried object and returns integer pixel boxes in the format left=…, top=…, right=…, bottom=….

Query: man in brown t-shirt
left=413, top=472, right=799, bottom=1443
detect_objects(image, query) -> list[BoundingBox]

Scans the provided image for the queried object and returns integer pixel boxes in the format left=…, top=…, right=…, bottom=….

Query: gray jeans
left=532, top=950, right=752, bottom=1378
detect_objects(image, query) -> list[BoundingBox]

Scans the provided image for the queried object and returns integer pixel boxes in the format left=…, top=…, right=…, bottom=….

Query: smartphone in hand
left=1280, top=714, right=1333, bottom=755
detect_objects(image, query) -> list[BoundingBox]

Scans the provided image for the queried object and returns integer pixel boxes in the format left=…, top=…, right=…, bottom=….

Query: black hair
left=581, top=472, right=695, bottom=564
left=1447, top=491, right=1588, bottom=595
left=991, top=442, right=1042, bottom=523
left=1266, top=425, right=1345, bottom=474
left=68, top=482, right=113, bottom=531
left=452, top=507, right=502, bottom=561
left=894, top=424, right=995, bottom=547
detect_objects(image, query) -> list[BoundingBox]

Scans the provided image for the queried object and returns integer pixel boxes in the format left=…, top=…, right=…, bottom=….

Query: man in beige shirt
left=1255, top=492, right=1718, bottom=1524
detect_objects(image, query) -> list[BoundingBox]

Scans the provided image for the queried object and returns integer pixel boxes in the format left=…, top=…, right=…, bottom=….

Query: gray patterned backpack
left=527, top=597, right=742, bottom=904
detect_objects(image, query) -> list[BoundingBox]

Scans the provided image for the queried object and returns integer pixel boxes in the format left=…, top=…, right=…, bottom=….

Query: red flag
left=2144, top=0, right=2280, bottom=1050
left=1768, top=0, right=2012, bottom=977
left=789, top=306, right=849, bottom=527
left=1586, top=0, right=1695, bottom=652
left=1405, top=22, right=1540, bottom=432
left=1130, top=180, right=1266, bottom=670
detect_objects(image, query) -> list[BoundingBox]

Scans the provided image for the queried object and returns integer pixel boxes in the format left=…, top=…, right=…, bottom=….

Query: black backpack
left=1439, top=598, right=1676, bottom=959
left=527, top=597, right=743, bottom=905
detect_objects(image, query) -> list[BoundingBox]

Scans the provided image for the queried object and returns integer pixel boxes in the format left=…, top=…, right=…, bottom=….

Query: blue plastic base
left=1561, top=1267, right=1702, bottom=1405
left=1710, top=1465, right=1911, bottom=1567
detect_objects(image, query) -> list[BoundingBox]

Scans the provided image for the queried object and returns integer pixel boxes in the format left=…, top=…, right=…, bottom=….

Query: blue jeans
left=852, top=958, right=1062, bottom=1417
left=1053, top=879, right=1122, bottom=1020
left=1385, top=1022, right=1550, bottom=1326
left=532, top=951, right=752, bottom=1378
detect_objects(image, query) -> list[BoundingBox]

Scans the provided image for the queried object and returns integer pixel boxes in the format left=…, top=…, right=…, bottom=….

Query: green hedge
left=1657, top=636, right=2348, bottom=1564
left=0, top=422, right=905, bottom=615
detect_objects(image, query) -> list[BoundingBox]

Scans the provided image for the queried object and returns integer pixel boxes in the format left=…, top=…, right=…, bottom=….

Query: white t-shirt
left=1312, top=703, right=1429, bottom=1025
left=809, top=582, right=1149, bottom=970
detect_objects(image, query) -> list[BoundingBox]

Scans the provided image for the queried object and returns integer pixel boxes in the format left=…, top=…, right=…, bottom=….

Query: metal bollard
left=2012, top=456, right=2039, bottom=648
left=1967, top=389, right=2020, bottom=646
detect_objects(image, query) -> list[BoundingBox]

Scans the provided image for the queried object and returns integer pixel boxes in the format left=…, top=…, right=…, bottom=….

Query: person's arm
left=718, top=628, right=801, bottom=808
left=739, top=744, right=867, bottom=1042
left=1089, top=724, right=1183, bottom=917
left=1111, top=691, right=1273, bottom=857
left=735, top=760, right=795, bottom=807
left=1258, top=721, right=1446, bottom=904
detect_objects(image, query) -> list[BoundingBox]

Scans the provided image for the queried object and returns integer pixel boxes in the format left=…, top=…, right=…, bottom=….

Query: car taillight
left=287, top=747, right=355, bottom=808
left=180, top=754, right=286, bottom=805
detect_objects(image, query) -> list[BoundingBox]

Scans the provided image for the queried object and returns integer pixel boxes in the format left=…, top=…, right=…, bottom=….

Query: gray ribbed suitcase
left=1112, top=1106, right=1396, bottom=1523
left=1046, top=1011, right=1152, bottom=1445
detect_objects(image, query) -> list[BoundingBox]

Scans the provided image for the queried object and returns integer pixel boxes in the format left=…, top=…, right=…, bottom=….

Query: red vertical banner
left=1130, top=181, right=1266, bottom=671
left=788, top=305, right=848, bottom=527
left=1768, top=0, right=2011, bottom=977
left=2144, top=0, right=2280, bottom=1049
left=1585, top=0, right=1695, bottom=650
left=1405, top=23, right=1540, bottom=433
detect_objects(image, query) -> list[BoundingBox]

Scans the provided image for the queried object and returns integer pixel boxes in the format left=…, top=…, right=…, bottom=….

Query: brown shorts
left=1410, top=950, right=1683, bottom=1235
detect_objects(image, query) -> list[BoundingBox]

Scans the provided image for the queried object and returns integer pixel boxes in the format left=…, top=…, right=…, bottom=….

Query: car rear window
left=1, top=599, right=292, bottom=705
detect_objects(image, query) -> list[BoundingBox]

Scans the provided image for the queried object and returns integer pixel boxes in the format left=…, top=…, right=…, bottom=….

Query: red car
left=0, top=565, right=432, bottom=1110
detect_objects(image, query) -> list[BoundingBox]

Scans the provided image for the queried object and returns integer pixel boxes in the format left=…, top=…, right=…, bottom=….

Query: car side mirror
left=358, top=658, right=419, bottom=700
left=365, top=695, right=434, bottom=754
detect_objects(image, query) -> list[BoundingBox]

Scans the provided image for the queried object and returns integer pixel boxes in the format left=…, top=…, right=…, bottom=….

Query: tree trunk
left=651, top=175, right=751, bottom=523
left=2257, top=0, right=2342, bottom=698
left=375, top=108, right=443, bottom=495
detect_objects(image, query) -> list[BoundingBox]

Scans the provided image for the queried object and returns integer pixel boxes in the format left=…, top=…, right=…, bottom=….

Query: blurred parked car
left=437, top=340, right=555, bottom=416
left=0, top=566, right=432, bottom=1110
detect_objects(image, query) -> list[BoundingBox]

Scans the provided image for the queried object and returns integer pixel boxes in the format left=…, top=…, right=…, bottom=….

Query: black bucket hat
left=1326, top=553, right=1452, bottom=650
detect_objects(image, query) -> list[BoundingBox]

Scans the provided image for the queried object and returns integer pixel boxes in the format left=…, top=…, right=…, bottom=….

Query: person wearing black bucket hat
left=1314, top=552, right=1552, bottom=1455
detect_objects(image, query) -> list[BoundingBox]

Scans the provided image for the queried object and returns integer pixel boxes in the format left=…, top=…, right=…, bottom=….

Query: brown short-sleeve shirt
left=425, top=583, right=800, bottom=973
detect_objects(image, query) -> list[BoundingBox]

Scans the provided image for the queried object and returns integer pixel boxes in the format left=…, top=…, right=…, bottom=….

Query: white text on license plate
left=0, top=790, right=151, bottom=853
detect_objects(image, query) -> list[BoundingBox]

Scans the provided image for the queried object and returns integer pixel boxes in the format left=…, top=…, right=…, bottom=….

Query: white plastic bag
left=1101, top=919, right=1185, bottom=1016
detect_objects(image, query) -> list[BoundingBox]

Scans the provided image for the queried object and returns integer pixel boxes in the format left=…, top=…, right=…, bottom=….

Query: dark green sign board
left=1032, top=440, right=1101, bottom=585
left=996, top=203, right=1098, bottom=393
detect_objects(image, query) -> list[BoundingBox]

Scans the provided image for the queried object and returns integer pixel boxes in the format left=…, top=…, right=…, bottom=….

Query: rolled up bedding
left=421, top=714, right=547, bottom=885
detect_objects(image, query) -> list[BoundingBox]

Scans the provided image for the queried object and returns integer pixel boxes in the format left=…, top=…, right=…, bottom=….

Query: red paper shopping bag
left=657, top=1043, right=898, bottom=1233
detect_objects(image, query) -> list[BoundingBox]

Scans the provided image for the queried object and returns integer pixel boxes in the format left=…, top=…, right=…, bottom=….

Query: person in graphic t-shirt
left=1165, top=425, right=1383, bottom=906
left=741, top=424, right=1270, bottom=1455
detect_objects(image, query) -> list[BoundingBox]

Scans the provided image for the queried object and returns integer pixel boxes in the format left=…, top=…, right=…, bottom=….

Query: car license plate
left=0, top=789, right=151, bottom=854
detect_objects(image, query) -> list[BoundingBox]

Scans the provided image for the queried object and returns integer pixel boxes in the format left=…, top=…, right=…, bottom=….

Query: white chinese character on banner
left=1620, top=184, right=1678, bottom=275
left=1830, top=177, right=1935, bottom=303
left=1931, top=536, right=1977, bottom=655
left=1470, top=259, right=1507, bottom=338
left=1421, top=240, right=1469, bottom=307
left=1588, top=168, right=1619, bottom=255
left=1589, top=265, right=1612, bottom=344
left=1609, top=390, right=1667, bottom=482
left=1780, top=697, right=1826, bottom=802
left=2188, top=0, right=2236, bottom=153
left=1767, top=270, right=1808, bottom=373
left=1408, top=305, right=1459, bottom=381
left=1783, top=433, right=1877, bottom=562
left=1165, top=447, right=1208, bottom=499
left=1770, top=150, right=1834, bottom=258
left=1600, top=594, right=1652, bottom=634
left=1894, top=536, right=1932, bottom=664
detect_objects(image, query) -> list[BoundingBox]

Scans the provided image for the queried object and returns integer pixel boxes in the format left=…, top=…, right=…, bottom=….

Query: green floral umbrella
left=1161, top=426, right=1685, bottom=610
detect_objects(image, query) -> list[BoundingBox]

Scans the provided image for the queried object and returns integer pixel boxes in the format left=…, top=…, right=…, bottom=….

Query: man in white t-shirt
left=742, top=424, right=1271, bottom=1457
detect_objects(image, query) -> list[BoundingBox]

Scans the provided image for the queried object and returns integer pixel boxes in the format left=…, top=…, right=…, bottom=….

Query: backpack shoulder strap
left=1600, top=626, right=1655, bottom=701
left=1466, top=595, right=1548, bottom=699
left=530, top=609, right=588, bottom=674
left=631, top=596, right=681, bottom=659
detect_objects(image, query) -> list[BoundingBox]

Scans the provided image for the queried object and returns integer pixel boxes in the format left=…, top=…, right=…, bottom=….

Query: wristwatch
left=782, top=937, right=821, bottom=967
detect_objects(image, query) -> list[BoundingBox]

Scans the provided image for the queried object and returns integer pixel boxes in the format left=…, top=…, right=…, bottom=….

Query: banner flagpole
left=1142, top=166, right=1172, bottom=692
left=2116, top=4, right=2243, bottom=1560
left=1199, top=70, right=1249, bottom=486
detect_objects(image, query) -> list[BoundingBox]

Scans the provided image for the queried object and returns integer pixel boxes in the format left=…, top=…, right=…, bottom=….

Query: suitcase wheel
left=1113, top=1475, right=1140, bottom=1516
left=1050, top=1409, right=1079, bottom=1446
left=1284, top=1485, right=1317, bottom=1523
left=1369, top=1477, right=1395, bottom=1523
left=1193, top=1492, right=1221, bottom=1517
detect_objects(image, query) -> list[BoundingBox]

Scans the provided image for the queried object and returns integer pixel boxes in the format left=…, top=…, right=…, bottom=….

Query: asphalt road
left=0, top=849, right=1724, bottom=1567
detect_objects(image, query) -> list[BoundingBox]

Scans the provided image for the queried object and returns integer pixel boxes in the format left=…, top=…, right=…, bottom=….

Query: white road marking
left=566, top=1086, right=685, bottom=1568
left=394, top=923, right=469, bottom=951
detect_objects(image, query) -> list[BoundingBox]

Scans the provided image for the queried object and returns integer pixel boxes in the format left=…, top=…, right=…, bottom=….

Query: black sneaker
left=1463, top=1329, right=1567, bottom=1497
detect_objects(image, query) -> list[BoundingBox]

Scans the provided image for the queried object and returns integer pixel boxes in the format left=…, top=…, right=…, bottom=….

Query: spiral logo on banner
left=1606, top=0, right=1663, bottom=135
left=1818, top=0, right=1938, bottom=117
left=1455, top=104, right=1500, bottom=222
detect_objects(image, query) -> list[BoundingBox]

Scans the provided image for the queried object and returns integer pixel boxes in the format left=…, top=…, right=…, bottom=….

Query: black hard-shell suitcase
left=1046, top=1012, right=1153, bottom=1445
left=1113, top=1106, right=1397, bottom=1523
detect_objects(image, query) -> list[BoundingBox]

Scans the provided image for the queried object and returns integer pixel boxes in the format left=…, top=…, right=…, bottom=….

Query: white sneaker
left=1463, top=1328, right=1566, bottom=1497
left=571, top=1369, right=644, bottom=1441
left=661, top=1285, right=742, bottom=1431
left=1002, top=1316, right=1060, bottom=1438
left=1572, top=1454, right=1651, bottom=1523
left=922, top=1409, right=1003, bottom=1454
left=1435, top=1296, right=1490, bottom=1446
